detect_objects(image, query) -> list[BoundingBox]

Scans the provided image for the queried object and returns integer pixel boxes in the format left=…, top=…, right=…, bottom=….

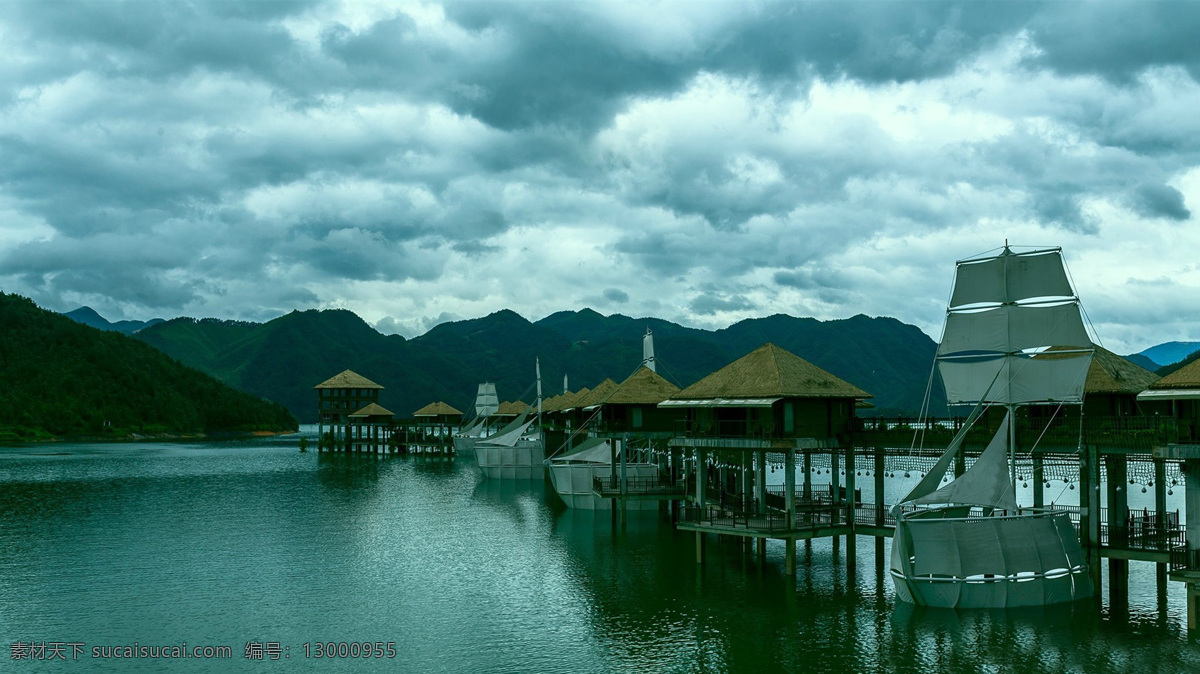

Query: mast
left=1003, top=244, right=1015, bottom=501
left=642, top=327, right=656, bottom=372
left=536, top=358, right=543, bottom=433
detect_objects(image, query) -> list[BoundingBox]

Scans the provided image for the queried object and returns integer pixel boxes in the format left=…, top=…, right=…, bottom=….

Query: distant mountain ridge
left=1130, top=341, right=1200, bottom=370
left=65, top=306, right=165, bottom=335
left=129, top=306, right=946, bottom=423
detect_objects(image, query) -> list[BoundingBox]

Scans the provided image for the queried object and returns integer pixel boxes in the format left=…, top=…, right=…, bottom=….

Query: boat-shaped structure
left=890, top=245, right=1095, bottom=609
left=546, top=437, right=659, bottom=510
left=476, top=362, right=546, bottom=480
left=453, top=383, right=499, bottom=457
left=475, top=408, right=545, bottom=479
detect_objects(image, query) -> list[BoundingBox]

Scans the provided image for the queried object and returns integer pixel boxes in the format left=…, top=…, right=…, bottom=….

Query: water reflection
left=2, top=441, right=1198, bottom=672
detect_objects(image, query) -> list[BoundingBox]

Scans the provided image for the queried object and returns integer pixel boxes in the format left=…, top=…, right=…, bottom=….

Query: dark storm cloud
left=1027, top=2, right=1200, bottom=83
left=1130, top=184, right=1191, bottom=221
left=603, top=288, right=629, bottom=304
left=689, top=291, right=757, bottom=316
left=0, top=0, right=1194, bottom=347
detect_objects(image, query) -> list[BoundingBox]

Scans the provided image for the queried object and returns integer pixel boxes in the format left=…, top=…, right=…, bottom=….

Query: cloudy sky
left=1, top=1, right=1196, bottom=353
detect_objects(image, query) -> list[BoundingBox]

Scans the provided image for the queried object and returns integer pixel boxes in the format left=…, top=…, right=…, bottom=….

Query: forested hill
left=134, top=307, right=945, bottom=423
left=0, top=293, right=296, bottom=441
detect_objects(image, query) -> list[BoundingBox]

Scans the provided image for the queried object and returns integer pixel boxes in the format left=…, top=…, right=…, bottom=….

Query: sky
left=0, top=1, right=1197, bottom=354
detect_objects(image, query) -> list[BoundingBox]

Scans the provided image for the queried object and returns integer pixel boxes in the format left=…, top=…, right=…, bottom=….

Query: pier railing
left=593, top=474, right=685, bottom=497
left=680, top=504, right=842, bottom=533
left=1170, top=548, right=1200, bottom=574
left=854, top=415, right=1184, bottom=450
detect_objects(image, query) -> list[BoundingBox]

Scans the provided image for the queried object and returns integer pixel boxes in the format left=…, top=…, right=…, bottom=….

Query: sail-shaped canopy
left=937, top=247, right=1093, bottom=405
left=548, top=437, right=612, bottom=465
left=643, top=328, right=657, bottom=373
left=475, top=383, right=499, bottom=417
left=904, top=412, right=1018, bottom=512
left=460, top=418, right=486, bottom=438
left=478, top=409, right=535, bottom=447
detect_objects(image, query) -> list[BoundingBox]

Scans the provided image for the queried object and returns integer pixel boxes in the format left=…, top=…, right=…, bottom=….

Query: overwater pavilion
left=347, top=403, right=395, bottom=453
left=582, top=366, right=687, bottom=506
left=660, top=343, right=872, bottom=573
left=1141, top=357, right=1200, bottom=627
left=409, top=401, right=463, bottom=453
left=315, top=369, right=384, bottom=451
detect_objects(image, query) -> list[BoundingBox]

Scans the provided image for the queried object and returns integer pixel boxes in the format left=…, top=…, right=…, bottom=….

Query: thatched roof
left=495, top=400, right=530, bottom=416
left=1153, top=357, right=1200, bottom=390
left=600, top=366, right=681, bottom=405
left=671, top=343, right=871, bottom=401
left=349, top=402, right=394, bottom=418
left=413, top=401, right=463, bottom=417
left=575, top=379, right=619, bottom=409
left=556, top=387, right=591, bottom=411
left=540, top=393, right=563, bottom=413
left=314, top=369, right=384, bottom=389
left=1085, top=346, right=1159, bottom=394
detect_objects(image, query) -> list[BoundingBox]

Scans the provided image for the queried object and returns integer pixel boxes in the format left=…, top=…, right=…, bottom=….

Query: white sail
left=906, top=413, right=1018, bottom=512
left=642, top=328, right=657, bottom=372
left=949, top=247, right=1075, bottom=308
left=477, top=417, right=535, bottom=447
left=461, top=418, right=486, bottom=438
left=936, top=247, right=1093, bottom=406
left=475, top=383, right=499, bottom=417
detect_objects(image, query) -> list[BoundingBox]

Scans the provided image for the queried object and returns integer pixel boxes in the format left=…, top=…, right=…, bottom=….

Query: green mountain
left=132, top=306, right=943, bottom=422
left=0, top=293, right=296, bottom=441
left=1139, top=341, right=1200, bottom=369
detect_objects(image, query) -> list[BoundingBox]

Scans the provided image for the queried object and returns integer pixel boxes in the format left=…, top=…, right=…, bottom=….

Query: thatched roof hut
left=668, top=343, right=870, bottom=403
left=1085, top=347, right=1159, bottom=395
left=575, top=379, right=620, bottom=410
left=495, top=400, right=531, bottom=417
left=315, top=370, right=384, bottom=389
left=349, top=403, right=394, bottom=418
left=602, top=366, right=680, bottom=405
left=413, top=401, right=463, bottom=418
left=555, top=387, right=591, bottom=412
left=1151, top=357, right=1200, bottom=390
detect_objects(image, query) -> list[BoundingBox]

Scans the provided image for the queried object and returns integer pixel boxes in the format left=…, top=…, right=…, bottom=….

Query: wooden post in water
left=1106, top=453, right=1130, bottom=608
left=1154, top=457, right=1168, bottom=594
left=845, top=442, right=856, bottom=574
left=785, top=447, right=796, bottom=576
left=1033, top=453, right=1044, bottom=508
left=696, top=447, right=706, bottom=565
left=1084, top=444, right=1103, bottom=593
left=875, top=447, right=886, bottom=568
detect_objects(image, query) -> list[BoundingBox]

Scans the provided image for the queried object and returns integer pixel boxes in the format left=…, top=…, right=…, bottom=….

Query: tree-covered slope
left=134, top=306, right=947, bottom=422
left=0, top=293, right=296, bottom=441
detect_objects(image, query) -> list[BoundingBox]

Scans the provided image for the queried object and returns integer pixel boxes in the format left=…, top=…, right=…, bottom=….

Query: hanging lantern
left=1142, top=486, right=1147, bottom=494
left=1022, top=482, right=1028, bottom=489
left=904, top=472, right=910, bottom=478
left=1069, top=484, right=1075, bottom=490
left=1168, top=489, right=1174, bottom=496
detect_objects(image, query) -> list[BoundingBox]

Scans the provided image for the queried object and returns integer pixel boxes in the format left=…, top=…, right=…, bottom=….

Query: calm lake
left=1, top=428, right=1198, bottom=672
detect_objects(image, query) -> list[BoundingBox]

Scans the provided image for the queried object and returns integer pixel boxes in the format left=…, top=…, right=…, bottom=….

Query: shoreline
left=0, top=428, right=299, bottom=446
